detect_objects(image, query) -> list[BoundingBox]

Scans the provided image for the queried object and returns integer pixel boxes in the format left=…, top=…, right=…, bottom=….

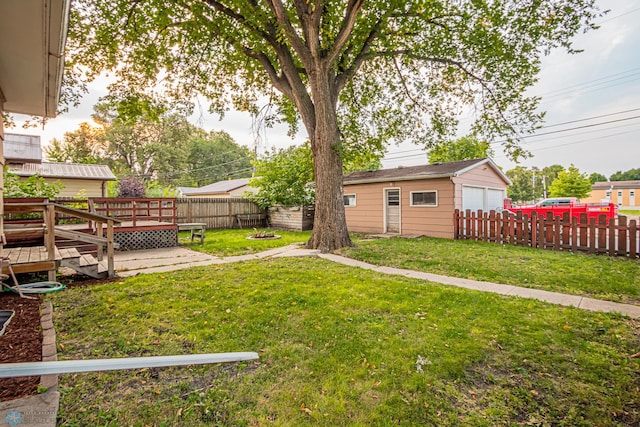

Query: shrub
left=117, top=177, right=146, bottom=198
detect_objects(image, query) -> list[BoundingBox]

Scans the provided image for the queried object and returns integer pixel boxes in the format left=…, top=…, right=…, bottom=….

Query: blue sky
left=15, top=0, right=640, bottom=179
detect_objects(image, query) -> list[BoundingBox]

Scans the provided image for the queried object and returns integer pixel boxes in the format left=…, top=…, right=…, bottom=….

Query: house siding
left=0, top=97, right=4, bottom=248
left=344, top=161, right=509, bottom=239
left=344, top=178, right=456, bottom=238
left=585, top=187, right=640, bottom=209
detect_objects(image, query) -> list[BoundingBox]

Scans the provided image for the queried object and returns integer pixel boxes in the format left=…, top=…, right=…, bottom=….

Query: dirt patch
left=0, top=292, right=42, bottom=401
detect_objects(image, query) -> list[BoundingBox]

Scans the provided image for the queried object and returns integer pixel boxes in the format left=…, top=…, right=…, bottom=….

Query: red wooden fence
left=453, top=209, right=639, bottom=259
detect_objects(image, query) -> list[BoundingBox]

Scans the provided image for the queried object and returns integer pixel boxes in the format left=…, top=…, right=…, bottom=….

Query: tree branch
left=335, top=19, right=380, bottom=93
left=326, top=0, right=365, bottom=66
left=263, top=0, right=312, bottom=68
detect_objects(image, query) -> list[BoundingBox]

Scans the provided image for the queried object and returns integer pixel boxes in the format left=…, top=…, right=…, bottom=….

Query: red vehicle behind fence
left=503, top=197, right=618, bottom=223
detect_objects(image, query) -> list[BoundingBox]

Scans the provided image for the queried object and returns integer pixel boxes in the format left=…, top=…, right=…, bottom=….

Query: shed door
left=463, top=186, right=485, bottom=212
left=385, top=189, right=400, bottom=233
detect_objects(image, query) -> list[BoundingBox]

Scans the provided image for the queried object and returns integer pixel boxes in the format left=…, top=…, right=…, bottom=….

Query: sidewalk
left=114, top=245, right=640, bottom=319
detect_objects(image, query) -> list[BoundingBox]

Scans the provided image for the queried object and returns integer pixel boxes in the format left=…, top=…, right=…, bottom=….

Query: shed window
left=410, top=191, right=437, bottom=207
left=605, top=190, right=612, bottom=198
left=344, top=194, right=356, bottom=207
left=618, top=190, right=623, bottom=198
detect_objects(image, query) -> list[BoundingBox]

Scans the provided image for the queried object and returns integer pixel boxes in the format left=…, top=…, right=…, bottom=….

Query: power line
left=490, top=114, right=640, bottom=145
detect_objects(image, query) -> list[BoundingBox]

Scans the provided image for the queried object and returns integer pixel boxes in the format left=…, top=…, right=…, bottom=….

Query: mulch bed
left=0, top=292, right=42, bottom=401
left=0, top=274, right=120, bottom=402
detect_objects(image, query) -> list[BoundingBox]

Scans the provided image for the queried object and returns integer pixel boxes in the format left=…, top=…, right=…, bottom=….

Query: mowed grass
left=341, top=236, right=640, bottom=304
left=179, top=228, right=311, bottom=256
left=50, top=258, right=639, bottom=426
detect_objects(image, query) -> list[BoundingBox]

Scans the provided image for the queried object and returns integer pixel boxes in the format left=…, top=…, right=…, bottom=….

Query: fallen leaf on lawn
left=630, top=352, right=640, bottom=358
left=291, top=301, right=297, bottom=305
left=300, top=404, right=312, bottom=415
left=563, top=324, right=570, bottom=331
left=153, top=339, right=160, bottom=345
left=374, top=381, right=381, bottom=387
left=226, top=309, right=231, bottom=313
left=177, top=408, right=183, bottom=417
left=530, top=390, right=539, bottom=396
left=155, top=390, right=161, bottom=395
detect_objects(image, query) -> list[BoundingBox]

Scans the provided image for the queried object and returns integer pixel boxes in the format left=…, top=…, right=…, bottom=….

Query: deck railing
left=3, top=200, right=121, bottom=278
left=90, top=198, right=177, bottom=226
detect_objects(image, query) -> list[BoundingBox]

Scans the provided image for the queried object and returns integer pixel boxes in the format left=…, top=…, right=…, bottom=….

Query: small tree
left=249, top=145, right=315, bottom=209
left=548, top=165, right=592, bottom=199
left=3, top=168, right=64, bottom=199
left=117, top=177, right=146, bottom=198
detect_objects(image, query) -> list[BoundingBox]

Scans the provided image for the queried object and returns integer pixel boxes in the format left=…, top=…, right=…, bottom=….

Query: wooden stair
left=58, top=248, right=109, bottom=279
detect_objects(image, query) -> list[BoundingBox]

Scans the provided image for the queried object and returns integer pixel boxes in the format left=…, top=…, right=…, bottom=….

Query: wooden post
left=530, top=212, right=537, bottom=249
left=44, top=203, right=56, bottom=281
left=453, top=210, right=460, bottom=239
left=96, top=220, right=104, bottom=261
left=107, top=219, right=115, bottom=277
left=571, top=216, right=578, bottom=253
left=617, top=216, right=627, bottom=257
left=629, top=220, right=637, bottom=259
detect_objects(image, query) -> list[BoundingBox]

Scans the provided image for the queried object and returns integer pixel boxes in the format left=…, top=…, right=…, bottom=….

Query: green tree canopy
left=44, top=123, right=105, bottom=164
left=548, top=165, right=592, bottom=199
left=249, top=145, right=315, bottom=209
left=609, top=168, right=640, bottom=181
left=506, top=166, right=535, bottom=203
left=185, top=131, right=253, bottom=187
left=428, top=136, right=494, bottom=164
left=67, top=0, right=602, bottom=251
left=589, top=172, right=607, bottom=184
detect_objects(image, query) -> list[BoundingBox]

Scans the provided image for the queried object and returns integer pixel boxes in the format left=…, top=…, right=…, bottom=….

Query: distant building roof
left=592, top=180, right=640, bottom=190
left=8, top=162, right=117, bottom=181
left=3, top=133, right=42, bottom=163
left=343, top=158, right=511, bottom=185
left=179, top=177, right=253, bottom=195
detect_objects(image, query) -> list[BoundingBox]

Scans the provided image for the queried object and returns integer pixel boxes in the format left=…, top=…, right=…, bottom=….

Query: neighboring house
left=178, top=177, right=256, bottom=198
left=342, top=158, right=511, bottom=238
left=0, top=0, right=71, bottom=240
left=584, top=181, right=640, bottom=209
left=4, top=133, right=116, bottom=197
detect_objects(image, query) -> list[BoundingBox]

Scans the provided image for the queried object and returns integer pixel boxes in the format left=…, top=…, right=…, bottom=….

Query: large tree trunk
left=305, top=73, right=353, bottom=252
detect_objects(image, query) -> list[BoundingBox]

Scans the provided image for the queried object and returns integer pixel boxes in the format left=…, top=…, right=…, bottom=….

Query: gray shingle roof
left=343, top=158, right=510, bottom=185
left=8, top=162, right=117, bottom=180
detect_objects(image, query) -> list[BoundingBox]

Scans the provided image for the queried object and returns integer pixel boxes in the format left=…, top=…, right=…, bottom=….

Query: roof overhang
left=0, top=0, right=70, bottom=117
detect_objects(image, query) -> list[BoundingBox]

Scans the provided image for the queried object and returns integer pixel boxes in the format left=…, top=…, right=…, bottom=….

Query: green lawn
left=50, top=258, right=639, bottom=426
left=179, top=228, right=311, bottom=257
left=340, top=236, right=640, bottom=304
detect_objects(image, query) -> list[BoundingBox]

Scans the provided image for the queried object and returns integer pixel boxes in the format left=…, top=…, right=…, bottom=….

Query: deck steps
left=59, top=249, right=108, bottom=279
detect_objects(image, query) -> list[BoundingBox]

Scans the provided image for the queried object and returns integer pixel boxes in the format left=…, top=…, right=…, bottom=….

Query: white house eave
left=0, top=0, right=70, bottom=117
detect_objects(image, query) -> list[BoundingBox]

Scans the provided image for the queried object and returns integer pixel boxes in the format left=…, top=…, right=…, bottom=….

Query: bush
left=117, top=177, right=146, bottom=198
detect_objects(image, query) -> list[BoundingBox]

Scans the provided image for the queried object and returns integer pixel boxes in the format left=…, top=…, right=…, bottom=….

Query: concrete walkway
left=113, top=245, right=640, bottom=319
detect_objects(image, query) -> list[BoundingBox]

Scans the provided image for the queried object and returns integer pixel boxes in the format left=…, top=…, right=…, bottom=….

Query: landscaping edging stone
left=0, top=301, right=59, bottom=427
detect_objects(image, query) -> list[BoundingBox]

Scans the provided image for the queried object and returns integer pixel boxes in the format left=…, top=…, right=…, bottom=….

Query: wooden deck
left=2, top=246, right=60, bottom=276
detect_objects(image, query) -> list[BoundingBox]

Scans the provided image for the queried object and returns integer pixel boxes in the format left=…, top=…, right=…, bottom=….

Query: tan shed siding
left=344, top=183, right=385, bottom=233
left=401, top=178, right=455, bottom=238
left=344, top=178, right=455, bottom=238
left=54, top=178, right=104, bottom=198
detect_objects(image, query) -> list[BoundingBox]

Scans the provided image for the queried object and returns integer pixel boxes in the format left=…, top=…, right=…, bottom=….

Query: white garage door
left=463, top=186, right=485, bottom=212
left=487, top=189, right=505, bottom=211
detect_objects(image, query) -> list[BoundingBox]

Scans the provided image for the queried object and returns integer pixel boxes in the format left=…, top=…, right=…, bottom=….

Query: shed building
left=343, top=158, right=510, bottom=238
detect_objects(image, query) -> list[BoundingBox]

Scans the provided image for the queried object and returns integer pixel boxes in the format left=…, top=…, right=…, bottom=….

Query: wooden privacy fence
left=175, top=197, right=265, bottom=229
left=454, top=209, right=639, bottom=259
left=53, top=197, right=265, bottom=229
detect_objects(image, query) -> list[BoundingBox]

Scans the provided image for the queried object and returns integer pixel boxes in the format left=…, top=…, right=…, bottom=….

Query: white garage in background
left=462, top=185, right=507, bottom=212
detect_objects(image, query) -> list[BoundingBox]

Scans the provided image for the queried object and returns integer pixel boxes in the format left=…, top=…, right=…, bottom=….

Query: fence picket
left=453, top=209, right=638, bottom=260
